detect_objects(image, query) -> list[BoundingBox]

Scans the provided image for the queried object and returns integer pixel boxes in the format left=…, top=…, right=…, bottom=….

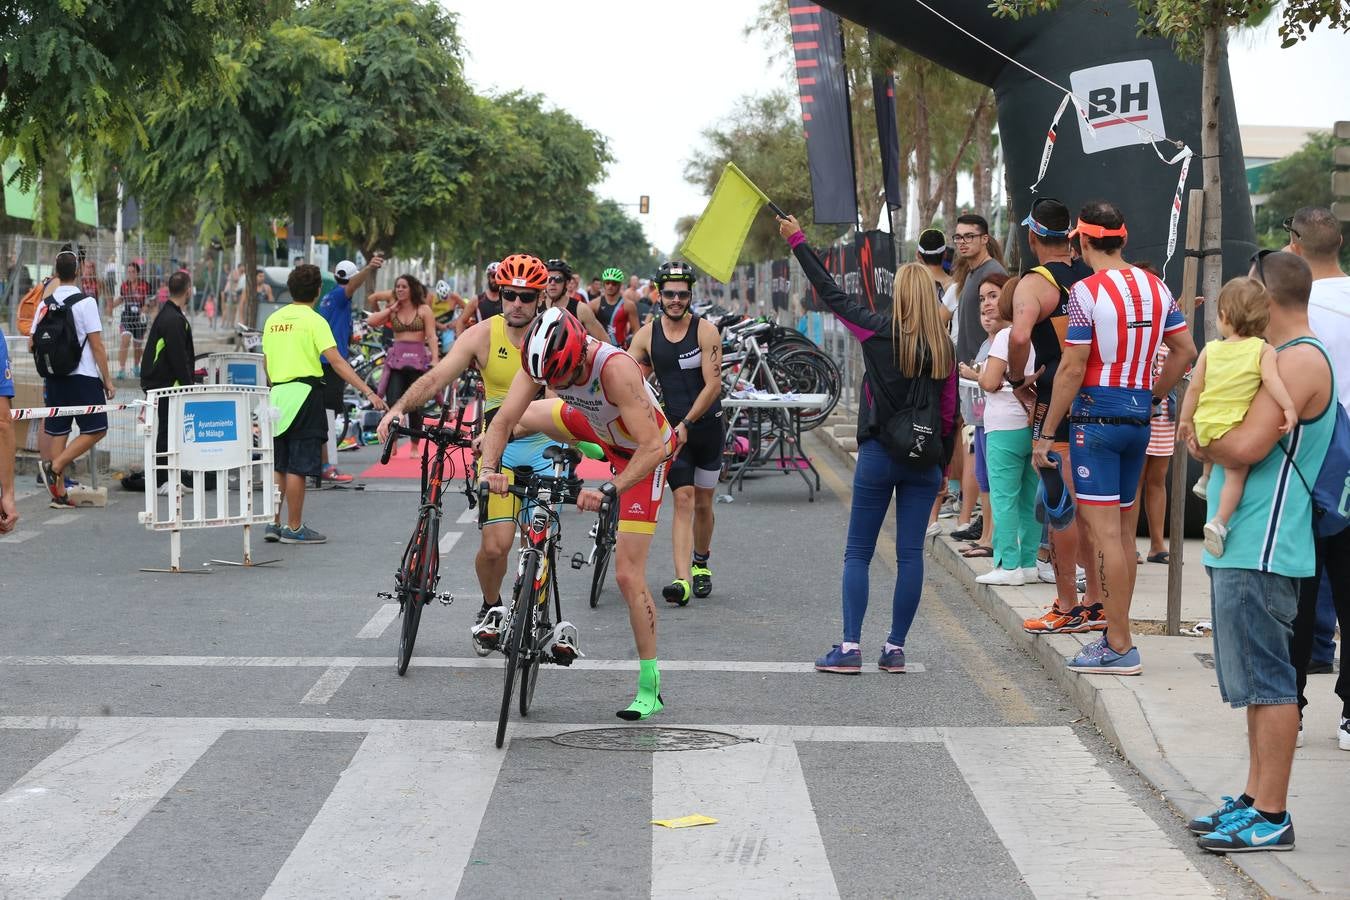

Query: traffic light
left=1334, top=121, right=1350, bottom=221
left=639, top=195, right=650, bottom=214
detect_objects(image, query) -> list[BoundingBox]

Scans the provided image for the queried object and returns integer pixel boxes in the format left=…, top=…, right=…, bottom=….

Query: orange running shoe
left=1023, top=603, right=1092, bottom=635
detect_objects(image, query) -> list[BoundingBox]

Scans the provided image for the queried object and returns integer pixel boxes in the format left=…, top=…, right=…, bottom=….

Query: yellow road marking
left=810, top=438, right=1037, bottom=724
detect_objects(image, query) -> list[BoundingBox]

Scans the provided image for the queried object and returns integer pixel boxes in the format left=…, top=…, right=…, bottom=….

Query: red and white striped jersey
left=1065, top=267, right=1186, bottom=391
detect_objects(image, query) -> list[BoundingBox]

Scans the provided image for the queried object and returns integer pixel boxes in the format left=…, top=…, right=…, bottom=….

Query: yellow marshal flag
left=679, top=162, right=770, bottom=283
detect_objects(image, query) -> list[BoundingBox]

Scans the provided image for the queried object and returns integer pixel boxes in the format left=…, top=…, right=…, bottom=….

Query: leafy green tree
left=440, top=91, right=609, bottom=276
left=991, top=0, right=1349, bottom=337
left=0, top=1, right=273, bottom=185
left=562, top=197, right=660, bottom=282
left=295, top=0, right=478, bottom=256
left=1253, top=131, right=1350, bottom=268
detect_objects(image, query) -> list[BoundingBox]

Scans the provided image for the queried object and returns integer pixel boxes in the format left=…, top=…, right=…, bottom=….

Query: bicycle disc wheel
left=396, top=515, right=432, bottom=676
left=496, top=553, right=537, bottom=748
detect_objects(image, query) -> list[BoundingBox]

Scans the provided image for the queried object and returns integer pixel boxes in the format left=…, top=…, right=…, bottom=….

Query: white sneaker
left=1192, top=473, right=1209, bottom=500
left=925, top=522, right=942, bottom=538
left=1203, top=520, right=1228, bottom=557
left=1340, top=717, right=1350, bottom=751
left=1036, top=559, right=1057, bottom=583
left=976, top=567, right=1026, bottom=586
left=1022, top=567, right=1041, bottom=582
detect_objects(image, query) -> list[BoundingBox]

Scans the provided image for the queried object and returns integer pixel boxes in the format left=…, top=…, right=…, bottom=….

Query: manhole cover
left=551, top=727, right=748, bottom=752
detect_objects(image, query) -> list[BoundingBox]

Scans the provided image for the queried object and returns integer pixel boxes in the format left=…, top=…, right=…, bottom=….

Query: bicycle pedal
left=437, top=592, right=455, bottom=606
left=375, top=591, right=394, bottom=601
left=571, top=552, right=585, bottom=570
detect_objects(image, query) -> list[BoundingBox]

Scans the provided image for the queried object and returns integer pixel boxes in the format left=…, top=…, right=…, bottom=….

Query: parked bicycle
left=378, top=404, right=478, bottom=676
left=478, top=444, right=602, bottom=748
left=568, top=441, right=619, bottom=609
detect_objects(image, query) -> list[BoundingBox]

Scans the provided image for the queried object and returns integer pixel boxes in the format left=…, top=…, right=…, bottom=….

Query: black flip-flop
left=1147, top=551, right=1170, bottom=564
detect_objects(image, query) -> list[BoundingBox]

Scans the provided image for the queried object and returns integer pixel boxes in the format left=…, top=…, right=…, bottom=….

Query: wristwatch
left=1007, top=375, right=1026, bottom=389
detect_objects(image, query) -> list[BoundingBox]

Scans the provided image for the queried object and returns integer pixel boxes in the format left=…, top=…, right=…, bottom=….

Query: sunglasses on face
left=499, top=289, right=539, bottom=304
left=1250, top=248, right=1277, bottom=283
left=1281, top=216, right=1300, bottom=239
left=546, top=275, right=566, bottom=284
left=661, top=289, right=692, bottom=301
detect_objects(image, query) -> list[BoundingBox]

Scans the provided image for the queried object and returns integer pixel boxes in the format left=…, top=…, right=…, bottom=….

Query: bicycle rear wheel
left=496, top=552, right=537, bottom=748
left=396, top=512, right=436, bottom=676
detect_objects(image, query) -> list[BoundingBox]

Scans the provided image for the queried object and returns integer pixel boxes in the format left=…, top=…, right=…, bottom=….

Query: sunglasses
left=661, top=289, right=692, bottom=301
left=499, top=288, right=539, bottom=304
left=546, top=275, right=566, bottom=284
left=1250, top=248, right=1277, bottom=283
left=1281, top=216, right=1300, bottom=239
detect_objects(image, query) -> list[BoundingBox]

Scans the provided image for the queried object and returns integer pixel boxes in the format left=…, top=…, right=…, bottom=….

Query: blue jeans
left=843, top=439, right=942, bottom=646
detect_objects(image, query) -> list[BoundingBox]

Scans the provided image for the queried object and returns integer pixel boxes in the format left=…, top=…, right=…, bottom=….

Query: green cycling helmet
left=601, top=267, right=625, bottom=283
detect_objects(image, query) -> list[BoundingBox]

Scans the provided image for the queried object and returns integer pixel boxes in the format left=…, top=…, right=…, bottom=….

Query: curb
left=812, top=427, right=1317, bottom=899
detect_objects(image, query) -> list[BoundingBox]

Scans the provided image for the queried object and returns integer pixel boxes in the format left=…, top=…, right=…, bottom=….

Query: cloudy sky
left=448, top=1, right=1349, bottom=252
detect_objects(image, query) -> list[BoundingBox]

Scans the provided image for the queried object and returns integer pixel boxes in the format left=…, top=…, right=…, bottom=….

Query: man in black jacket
left=141, top=271, right=196, bottom=491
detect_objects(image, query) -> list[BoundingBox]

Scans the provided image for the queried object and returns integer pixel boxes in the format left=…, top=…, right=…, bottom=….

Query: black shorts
left=669, top=420, right=725, bottom=490
left=43, top=374, right=108, bottom=437
left=274, top=434, right=323, bottom=477
left=119, top=314, right=147, bottom=340
left=321, top=367, right=345, bottom=413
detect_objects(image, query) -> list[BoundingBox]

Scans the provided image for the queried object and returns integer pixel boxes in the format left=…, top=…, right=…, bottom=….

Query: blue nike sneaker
left=1187, top=795, right=1249, bottom=834
left=1197, top=807, right=1294, bottom=853
left=815, top=644, right=861, bottom=674
left=1066, top=639, right=1141, bottom=675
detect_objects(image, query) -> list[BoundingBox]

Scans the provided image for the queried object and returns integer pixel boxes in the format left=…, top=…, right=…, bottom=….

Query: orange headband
left=1070, top=220, right=1128, bottom=240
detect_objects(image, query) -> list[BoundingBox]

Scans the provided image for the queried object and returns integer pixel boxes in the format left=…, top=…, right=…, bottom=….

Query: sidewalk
left=813, top=430, right=1347, bottom=899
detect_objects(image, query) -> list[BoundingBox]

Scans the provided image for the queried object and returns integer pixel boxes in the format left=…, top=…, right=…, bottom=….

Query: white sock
left=884, top=642, right=903, bottom=653
left=841, top=642, right=860, bottom=653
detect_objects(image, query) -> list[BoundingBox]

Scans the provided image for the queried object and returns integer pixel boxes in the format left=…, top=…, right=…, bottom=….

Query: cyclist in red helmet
left=479, top=306, right=676, bottom=721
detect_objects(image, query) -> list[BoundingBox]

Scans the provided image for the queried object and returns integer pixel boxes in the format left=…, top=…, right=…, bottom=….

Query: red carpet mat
left=359, top=445, right=614, bottom=482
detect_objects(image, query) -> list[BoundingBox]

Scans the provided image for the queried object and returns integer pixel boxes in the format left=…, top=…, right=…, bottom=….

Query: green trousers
left=984, top=427, right=1040, bottom=570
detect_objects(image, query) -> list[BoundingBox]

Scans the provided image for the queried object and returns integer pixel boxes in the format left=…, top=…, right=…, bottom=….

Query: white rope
left=907, top=0, right=1187, bottom=151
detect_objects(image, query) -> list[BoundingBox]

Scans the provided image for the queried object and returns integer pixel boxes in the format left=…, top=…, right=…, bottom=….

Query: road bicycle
left=719, top=318, right=840, bottom=430
left=378, top=404, right=478, bottom=675
left=569, top=442, right=619, bottom=609
left=479, top=445, right=606, bottom=748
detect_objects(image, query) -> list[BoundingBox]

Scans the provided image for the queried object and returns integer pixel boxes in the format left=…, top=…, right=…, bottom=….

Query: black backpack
left=32, top=293, right=90, bottom=378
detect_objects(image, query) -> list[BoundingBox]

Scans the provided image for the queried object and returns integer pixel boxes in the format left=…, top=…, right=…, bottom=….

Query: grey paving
left=0, top=726, right=77, bottom=792
left=67, top=730, right=362, bottom=900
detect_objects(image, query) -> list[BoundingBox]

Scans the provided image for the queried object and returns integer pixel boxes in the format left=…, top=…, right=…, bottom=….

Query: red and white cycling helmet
left=522, top=306, right=588, bottom=386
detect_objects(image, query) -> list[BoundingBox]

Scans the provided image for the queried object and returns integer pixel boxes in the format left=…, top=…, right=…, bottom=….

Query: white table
left=721, top=393, right=829, bottom=501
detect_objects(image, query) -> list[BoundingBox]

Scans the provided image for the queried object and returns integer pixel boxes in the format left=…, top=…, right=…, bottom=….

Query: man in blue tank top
left=1183, top=251, right=1334, bottom=855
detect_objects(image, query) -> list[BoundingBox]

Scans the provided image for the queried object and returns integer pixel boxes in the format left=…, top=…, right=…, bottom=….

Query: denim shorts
left=1068, top=387, right=1151, bottom=508
left=1207, top=566, right=1299, bottom=708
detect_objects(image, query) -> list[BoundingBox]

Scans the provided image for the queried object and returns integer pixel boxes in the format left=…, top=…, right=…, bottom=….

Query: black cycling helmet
left=654, top=260, right=696, bottom=287
left=545, top=258, right=573, bottom=279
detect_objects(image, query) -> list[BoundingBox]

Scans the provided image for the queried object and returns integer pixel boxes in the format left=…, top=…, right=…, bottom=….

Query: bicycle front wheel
left=589, top=506, right=617, bottom=608
left=396, top=512, right=436, bottom=676
left=496, top=552, right=537, bottom=748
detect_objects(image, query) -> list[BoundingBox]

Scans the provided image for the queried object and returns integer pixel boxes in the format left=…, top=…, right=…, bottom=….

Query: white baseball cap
left=334, top=260, right=359, bottom=283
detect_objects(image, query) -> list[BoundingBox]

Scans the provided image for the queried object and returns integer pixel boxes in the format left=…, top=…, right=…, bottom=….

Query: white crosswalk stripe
left=0, top=718, right=1218, bottom=899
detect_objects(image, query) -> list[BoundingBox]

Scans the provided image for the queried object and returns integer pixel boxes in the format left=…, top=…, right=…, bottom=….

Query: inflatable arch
left=820, top=0, right=1256, bottom=287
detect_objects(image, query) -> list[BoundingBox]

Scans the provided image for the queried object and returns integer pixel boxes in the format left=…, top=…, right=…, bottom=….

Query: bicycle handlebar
left=380, top=421, right=473, bottom=465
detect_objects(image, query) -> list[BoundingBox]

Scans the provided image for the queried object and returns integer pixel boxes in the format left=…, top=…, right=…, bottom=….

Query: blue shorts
left=1067, top=387, right=1151, bottom=509
left=1207, top=566, right=1299, bottom=708
left=0, top=336, right=14, bottom=398
left=42, top=374, right=108, bottom=437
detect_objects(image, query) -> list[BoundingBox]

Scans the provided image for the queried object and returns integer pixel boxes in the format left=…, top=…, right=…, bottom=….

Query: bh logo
left=182, top=411, right=196, bottom=444
left=1069, top=60, right=1166, bottom=154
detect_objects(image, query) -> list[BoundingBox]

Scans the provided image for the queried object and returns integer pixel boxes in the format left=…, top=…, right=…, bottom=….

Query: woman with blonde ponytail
left=779, top=215, right=958, bottom=675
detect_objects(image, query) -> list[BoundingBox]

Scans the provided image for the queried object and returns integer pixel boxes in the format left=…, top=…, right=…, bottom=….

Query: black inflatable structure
left=821, top=0, right=1256, bottom=289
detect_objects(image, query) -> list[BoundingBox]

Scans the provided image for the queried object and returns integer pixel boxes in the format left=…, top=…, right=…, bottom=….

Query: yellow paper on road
left=651, top=814, right=719, bottom=829
left=679, top=162, right=769, bottom=283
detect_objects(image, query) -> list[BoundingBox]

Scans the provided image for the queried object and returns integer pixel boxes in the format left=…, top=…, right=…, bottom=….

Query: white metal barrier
left=203, top=352, right=266, bottom=387
left=139, top=384, right=279, bottom=573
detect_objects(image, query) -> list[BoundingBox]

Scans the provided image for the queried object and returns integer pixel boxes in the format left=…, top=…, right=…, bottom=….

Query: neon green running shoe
left=691, top=564, right=712, bottom=598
